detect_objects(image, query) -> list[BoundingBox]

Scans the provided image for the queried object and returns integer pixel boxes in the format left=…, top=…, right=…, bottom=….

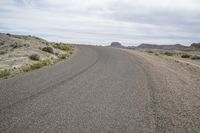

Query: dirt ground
left=122, top=49, right=200, bottom=132
left=0, top=33, right=67, bottom=71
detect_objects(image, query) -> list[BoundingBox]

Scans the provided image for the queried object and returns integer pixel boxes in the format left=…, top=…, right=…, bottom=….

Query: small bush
left=29, top=54, right=40, bottom=61
left=23, top=43, right=30, bottom=47
left=0, top=70, right=11, bottom=78
left=164, top=52, right=173, bottom=56
left=0, top=50, right=7, bottom=55
left=42, top=47, right=54, bottom=53
left=147, top=50, right=154, bottom=53
left=191, top=55, right=200, bottom=60
left=0, top=41, right=5, bottom=45
left=22, top=59, right=53, bottom=72
left=181, top=54, right=190, bottom=58
left=10, top=42, right=23, bottom=48
left=30, top=62, right=44, bottom=70
left=69, top=51, right=73, bottom=55
left=30, top=59, right=52, bottom=70
left=59, top=52, right=69, bottom=59
left=54, top=43, right=73, bottom=51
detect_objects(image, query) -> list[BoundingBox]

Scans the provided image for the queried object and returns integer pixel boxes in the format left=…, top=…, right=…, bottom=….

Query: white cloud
left=0, top=0, right=200, bottom=45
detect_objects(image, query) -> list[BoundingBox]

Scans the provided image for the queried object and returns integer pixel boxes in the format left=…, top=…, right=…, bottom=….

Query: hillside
left=0, top=33, right=74, bottom=78
left=136, top=43, right=186, bottom=50
left=179, top=43, right=200, bottom=51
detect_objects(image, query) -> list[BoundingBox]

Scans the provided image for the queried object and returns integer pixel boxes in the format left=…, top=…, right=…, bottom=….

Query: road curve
left=0, top=46, right=154, bottom=132
left=0, top=46, right=199, bottom=132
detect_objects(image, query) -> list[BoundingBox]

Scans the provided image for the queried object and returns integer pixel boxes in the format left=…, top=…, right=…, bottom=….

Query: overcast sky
left=0, top=0, right=200, bottom=46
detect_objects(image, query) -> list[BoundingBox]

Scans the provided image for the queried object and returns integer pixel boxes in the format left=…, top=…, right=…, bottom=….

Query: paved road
left=1, top=46, right=199, bottom=133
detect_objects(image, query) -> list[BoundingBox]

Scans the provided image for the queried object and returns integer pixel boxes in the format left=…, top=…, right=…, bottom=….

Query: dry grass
left=42, top=47, right=54, bottom=53
left=53, top=43, right=74, bottom=51
left=0, top=70, right=11, bottom=78
left=29, top=54, right=40, bottom=61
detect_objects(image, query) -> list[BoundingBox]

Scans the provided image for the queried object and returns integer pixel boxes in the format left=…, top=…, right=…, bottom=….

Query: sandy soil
left=0, top=33, right=67, bottom=71
left=122, top=49, right=200, bottom=132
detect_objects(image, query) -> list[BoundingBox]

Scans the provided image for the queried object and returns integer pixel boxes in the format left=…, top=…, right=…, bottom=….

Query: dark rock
left=191, top=43, right=200, bottom=49
left=110, top=42, right=123, bottom=47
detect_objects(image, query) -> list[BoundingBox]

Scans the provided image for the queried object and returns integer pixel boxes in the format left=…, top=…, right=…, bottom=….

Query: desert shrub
left=0, top=41, right=5, bottom=45
left=10, top=42, right=23, bottom=48
left=154, top=53, right=159, bottom=56
left=69, top=51, right=73, bottom=55
left=191, top=55, right=200, bottom=60
left=54, top=43, right=73, bottom=51
left=42, top=47, right=54, bottom=53
left=0, top=50, right=7, bottom=55
left=147, top=50, right=154, bottom=53
left=30, top=59, right=52, bottom=69
left=164, top=52, right=173, bottom=56
left=0, top=70, right=11, bottom=78
left=181, top=54, right=190, bottom=58
left=30, top=62, right=44, bottom=70
left=22, top=59, right=53, bottom=72
left=59, top=52, right=69, bottom=59
left=23, top=43, right=30, bottom=47
left=54, top=52, right=59, bottom=56
left=29, top=54, right=40, bottom=61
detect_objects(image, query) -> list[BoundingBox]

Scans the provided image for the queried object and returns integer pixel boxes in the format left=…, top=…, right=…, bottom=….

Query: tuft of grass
left=53, top=43, right=74, bottom=51
left=59, top=52, right=69, bottom=59
left=0, top=69, right=11, bottom=78
left=21, top=59, right=53, bottom=72
left=10, top=42, right=22, bottom=48
left=154, top=53, right=159, bottom=56
left=0, top=59, right=56, bottom=78
left=69, top=51, right=73, bottom=55
left=53, top=43, right=74, bottom=59
left=146, top=50, right=154, bottom=53
left=191, top=55, right=200, bottom=60
left=42, top=47, right=54, bottom=53
left=0, top=41, right=5, bottom=45
left=181, top=54, right=190, bottom=58
left=0, top=50, right=7, bottom=55
left=164, top=52, right=173, bottom=56
left=29, top=54, right=40, bottom=61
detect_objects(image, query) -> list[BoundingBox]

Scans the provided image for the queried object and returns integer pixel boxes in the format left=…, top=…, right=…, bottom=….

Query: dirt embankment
left=122, top=49, right=200, bottom=132
left=0, top=33, right=74, bottom=78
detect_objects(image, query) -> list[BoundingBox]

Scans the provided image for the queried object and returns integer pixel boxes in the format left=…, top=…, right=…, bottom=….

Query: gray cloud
left=0, top=0, right=200, bottom=46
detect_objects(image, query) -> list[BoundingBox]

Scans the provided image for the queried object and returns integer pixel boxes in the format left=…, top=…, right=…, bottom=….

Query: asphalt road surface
left=0, top=46, right=199, bottom=133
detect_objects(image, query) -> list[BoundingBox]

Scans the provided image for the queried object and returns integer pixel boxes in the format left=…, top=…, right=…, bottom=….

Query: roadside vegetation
left=0, top=70, right=11, bottom=78
left=181, top=54, right=190, bottom=58
left=53, top=43, right=74, bottom=51
left=191, top=55, right=200, bottom=60
left=29, top=54, right=40, bottom=61
left=144, top=49, right=200, bottom=60
left=42, top=46, right=54, bottom=53
left=0, top=40, right=74, bottom=79
left=21, top=59, right=55, bottom=72
left=164, top=52, right=174, bottom=56
left=0, top=50, right=7, bottom=55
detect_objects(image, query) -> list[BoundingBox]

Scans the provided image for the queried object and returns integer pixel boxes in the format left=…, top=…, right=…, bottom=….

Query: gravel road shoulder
left=122, top=49, right=200, bottom=132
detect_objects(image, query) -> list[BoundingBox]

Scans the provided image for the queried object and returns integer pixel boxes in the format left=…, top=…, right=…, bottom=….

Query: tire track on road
left=0, top=49, right=99, bottom=112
